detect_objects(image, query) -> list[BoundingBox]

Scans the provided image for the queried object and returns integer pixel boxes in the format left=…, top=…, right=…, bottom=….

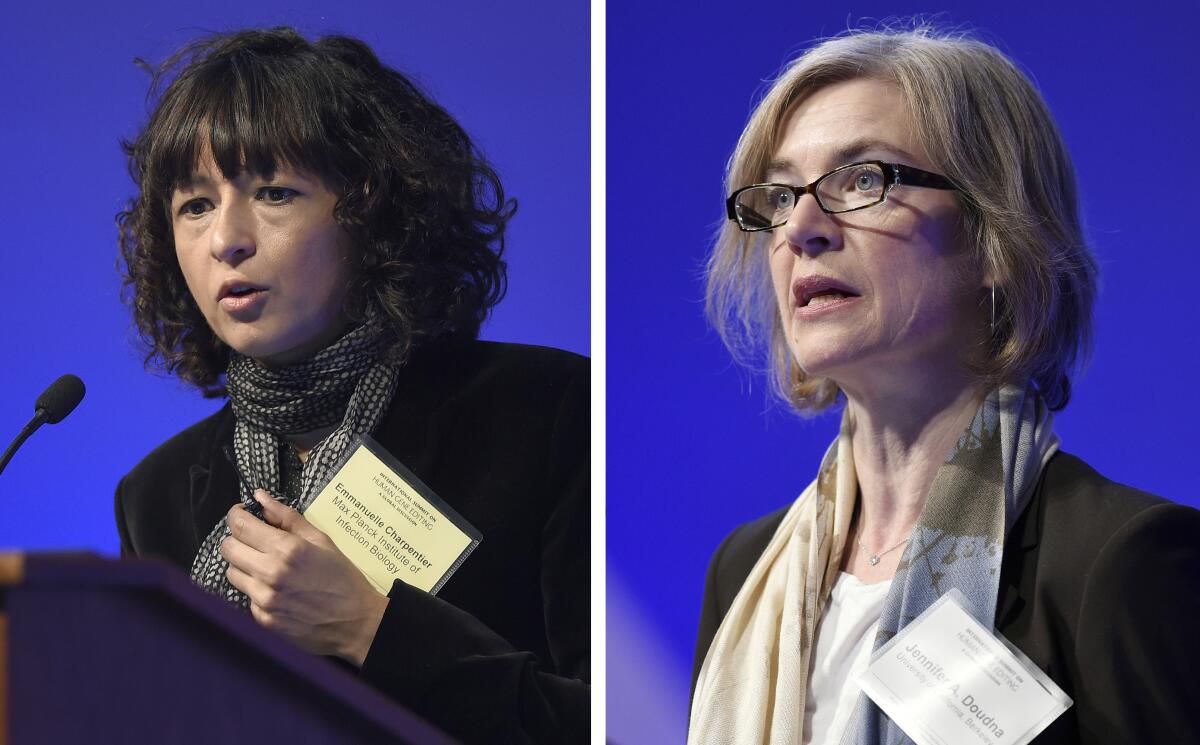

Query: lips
left=217, top=279, right=268, bottom=302
left=792, top=275, right=861, bottom=308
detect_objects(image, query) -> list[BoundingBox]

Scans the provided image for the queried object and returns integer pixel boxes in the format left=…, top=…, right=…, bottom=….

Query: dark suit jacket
left=693, top=452, right=1200, bottom=744
left=116, top=339, right=590, bottom=745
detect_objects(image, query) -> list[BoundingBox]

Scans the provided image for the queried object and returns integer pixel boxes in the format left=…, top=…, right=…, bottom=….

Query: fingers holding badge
left=221, top=489, right=388, bottom=666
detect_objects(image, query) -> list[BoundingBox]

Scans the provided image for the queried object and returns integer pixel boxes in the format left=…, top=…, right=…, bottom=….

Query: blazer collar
left=995, top=452, right=1053, bottom=628
left=188, top=404, right=239, bottom=550
left=1012, top=451, right=1051, bottom=552
left=366, top=335, right=467, bottom=476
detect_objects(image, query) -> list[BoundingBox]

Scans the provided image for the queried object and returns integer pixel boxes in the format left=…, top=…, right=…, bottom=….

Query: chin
left=244, top=341, right=314, bottom=367
left=214, top=328, right=293, bottom=365
left=787, top=335, right=869, bottom=380
left=213, top=313, right=352, bottom=366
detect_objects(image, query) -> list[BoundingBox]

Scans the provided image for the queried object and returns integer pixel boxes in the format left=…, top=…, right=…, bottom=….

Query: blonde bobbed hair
left=705, top=26, right=1097, bottom=414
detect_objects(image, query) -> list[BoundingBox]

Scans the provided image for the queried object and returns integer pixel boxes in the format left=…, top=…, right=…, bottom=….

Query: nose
left=779, top=192, right=841, bottom=256
left=209, top=201, right=256, bottom=264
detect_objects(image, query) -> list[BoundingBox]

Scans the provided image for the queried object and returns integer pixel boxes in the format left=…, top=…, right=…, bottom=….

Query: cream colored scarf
left=688, top=384, right=1058, bottom=745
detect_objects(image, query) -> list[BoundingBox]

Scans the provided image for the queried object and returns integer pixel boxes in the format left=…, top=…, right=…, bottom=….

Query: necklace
left=857, top=534, right=910, bottom=566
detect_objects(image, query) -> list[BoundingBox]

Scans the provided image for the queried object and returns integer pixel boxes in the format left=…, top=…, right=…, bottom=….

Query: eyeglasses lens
left=816, top=163, right=887, bottom=213
left=735, top=186, right=795, bottom=230
left=734, top=163, right=889, bottom=229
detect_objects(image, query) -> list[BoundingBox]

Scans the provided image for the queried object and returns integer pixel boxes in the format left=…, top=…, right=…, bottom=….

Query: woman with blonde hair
left=690, top=26, right=1200, bottom=745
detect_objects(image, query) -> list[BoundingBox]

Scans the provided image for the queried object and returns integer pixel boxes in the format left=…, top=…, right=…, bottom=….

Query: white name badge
left=857, top=589, right=1072, bottom=745
left=302, top=435, right=482, bottom=596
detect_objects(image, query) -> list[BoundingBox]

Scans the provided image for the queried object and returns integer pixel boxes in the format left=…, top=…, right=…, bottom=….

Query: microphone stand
left=0, top=409, right=49, bottom=477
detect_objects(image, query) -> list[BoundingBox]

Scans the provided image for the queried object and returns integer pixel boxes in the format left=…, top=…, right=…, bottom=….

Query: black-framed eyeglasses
left=726, top=161, right=959, bottom=232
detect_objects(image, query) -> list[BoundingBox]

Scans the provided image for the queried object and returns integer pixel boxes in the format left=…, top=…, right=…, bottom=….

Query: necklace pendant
left=868, top=555, right=881, bottom=566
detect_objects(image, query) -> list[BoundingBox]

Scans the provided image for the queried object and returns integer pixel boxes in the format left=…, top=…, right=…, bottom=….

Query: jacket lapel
left=995, top=455, right=1049, bottom=628
left=370, top=338, right=466, bottom=480
left=188, top=405, right=239, bottom=552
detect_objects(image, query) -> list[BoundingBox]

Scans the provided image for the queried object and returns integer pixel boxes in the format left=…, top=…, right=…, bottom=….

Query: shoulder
left=1031, top=451, right=1197, bottom=567
left=704, top=506, right=790, bottom=622
left=1021, top=455, right=1200, bottom=740
left=428, top=338, right=588, bottom=391
left=711, top=507, right=788, bottom=581
left=1007, top=450, right=1200, bottom=658
left=1039, top=451, right=1176, bottom=523
left=1012, top=450, right=1198, bottom=591
left=115, top=403, right=233, bottom=562
left=398, top=338, right=588, bottom=428
left=118, top=404, right=233, bottom=495
left=373, top=337, right=588, bottom=515
left=462, top=339, right=588, bottom=371
left=1040, top=449, right=1200, bottom=575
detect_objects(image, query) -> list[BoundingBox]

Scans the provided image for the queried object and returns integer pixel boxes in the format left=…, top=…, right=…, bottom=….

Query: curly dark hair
left=118, top=27, right=512, bottom=396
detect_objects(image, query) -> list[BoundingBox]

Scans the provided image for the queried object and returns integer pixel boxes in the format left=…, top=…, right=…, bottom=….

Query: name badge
left=857, top=589, right=1071, bottom=745
left=303, top=435, right=482, bottom=596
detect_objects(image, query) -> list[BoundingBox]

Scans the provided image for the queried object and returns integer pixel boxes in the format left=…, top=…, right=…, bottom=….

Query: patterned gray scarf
left=190, top=322, right=400, bottom=608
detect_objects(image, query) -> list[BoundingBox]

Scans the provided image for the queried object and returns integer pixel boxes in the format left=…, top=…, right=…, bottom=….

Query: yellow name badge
left=302, top=435, right=482, bottom=596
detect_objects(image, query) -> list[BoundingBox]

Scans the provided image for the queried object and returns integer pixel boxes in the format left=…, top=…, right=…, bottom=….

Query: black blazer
left=116, top=339, right=590, bottom=745
left=693, top=452, right=1200, bottom=744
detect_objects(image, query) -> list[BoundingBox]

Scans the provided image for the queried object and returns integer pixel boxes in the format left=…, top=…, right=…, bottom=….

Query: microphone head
left=35, top=374, right=86, bottom=424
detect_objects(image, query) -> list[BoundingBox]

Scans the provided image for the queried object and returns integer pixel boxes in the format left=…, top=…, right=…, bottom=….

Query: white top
left=803, top=572, right=893, bottom=745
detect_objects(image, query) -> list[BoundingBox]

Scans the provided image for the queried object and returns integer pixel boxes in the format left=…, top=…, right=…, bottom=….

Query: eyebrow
left=173, top=170, right=300, bottom=195
left=767, top=138, right=918, bottom=181
left=174, top=174, right=216, bottom=192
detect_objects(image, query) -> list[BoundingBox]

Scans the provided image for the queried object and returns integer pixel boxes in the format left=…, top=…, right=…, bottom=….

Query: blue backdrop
left=0, top=2, right=589, bottom=555
left=607, top=2, right=1200, bottom=741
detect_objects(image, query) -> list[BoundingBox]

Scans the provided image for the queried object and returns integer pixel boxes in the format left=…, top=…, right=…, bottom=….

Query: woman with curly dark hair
left=114, top=27, right=588, bottom=744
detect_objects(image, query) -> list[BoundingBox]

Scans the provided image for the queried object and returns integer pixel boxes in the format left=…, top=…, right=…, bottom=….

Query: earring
left=990, top=286, right=996, bottom=334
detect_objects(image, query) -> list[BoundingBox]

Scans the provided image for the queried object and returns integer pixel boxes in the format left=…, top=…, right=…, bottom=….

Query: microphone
left=34, top=374, right=86, bottom=424
left=0, top=374, right=86, bottom=476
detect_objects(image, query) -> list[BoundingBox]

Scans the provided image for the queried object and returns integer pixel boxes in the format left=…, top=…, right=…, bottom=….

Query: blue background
left=606, top=2, right=1200, bottom=741
left=0, top=2, right=589, bottom=552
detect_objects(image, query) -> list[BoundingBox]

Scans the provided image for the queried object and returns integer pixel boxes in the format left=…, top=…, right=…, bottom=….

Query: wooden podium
left=0, top=552, right=458, bottom=744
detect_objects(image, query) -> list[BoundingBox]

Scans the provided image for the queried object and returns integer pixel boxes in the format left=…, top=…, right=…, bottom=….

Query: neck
left=841, top=369, right=987, bottom=548
left=287, top=426, right=337, bottom=463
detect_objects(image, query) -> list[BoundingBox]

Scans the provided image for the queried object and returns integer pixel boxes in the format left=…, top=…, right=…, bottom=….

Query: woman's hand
left=220, top=489, right=389, bottom=667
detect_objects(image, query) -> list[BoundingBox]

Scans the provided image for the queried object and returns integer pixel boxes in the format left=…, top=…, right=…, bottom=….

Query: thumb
left=254, top=490, right=326, bottom=544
